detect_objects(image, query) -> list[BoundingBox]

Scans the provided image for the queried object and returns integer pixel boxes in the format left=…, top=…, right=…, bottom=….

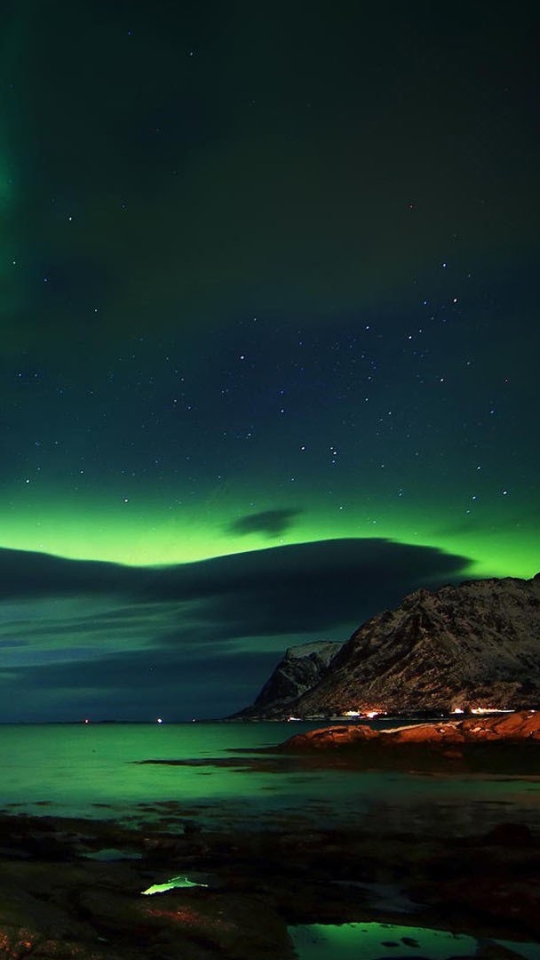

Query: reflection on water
left=141, top=875, right=209, bottom=895
left=290, top=921, right=537, bottom=960
left=1, top=725, right=540, bottom=958
left=1, top=722, right=540, bottom=836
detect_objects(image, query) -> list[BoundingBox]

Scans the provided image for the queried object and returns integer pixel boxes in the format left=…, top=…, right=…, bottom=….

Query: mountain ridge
left=233, top=640, right=343, bottom=719
left=236, top=573, right=540, bottom=718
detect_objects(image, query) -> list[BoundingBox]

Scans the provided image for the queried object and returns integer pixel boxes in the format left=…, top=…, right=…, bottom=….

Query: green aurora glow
left=0, top=2, right=537, bottom=723
left=0, top=481, right=536, bottom=579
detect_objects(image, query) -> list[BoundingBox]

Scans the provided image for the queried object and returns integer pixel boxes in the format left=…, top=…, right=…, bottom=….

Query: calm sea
left=1, top=720, right=540, bottom=835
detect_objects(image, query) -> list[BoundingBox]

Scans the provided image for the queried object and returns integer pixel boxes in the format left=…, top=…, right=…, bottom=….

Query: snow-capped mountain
left=233, top=640, right=343, bottom=718
left=237, top=574, right=540, bottom=718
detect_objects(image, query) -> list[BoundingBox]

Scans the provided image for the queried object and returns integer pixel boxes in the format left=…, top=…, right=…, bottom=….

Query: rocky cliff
left=234, top=640, right=343, bottom=718
left=239, top=573, right=540, bottom=718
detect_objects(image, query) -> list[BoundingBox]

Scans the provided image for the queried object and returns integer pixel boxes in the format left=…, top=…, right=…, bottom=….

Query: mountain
left=237, top=574, right=540, bottom=718
left=233, top=641, right=343, bottom=719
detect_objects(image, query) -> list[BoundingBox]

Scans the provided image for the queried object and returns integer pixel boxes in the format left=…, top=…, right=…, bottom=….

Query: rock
left=460, top=711, right=540, bottom=741
left=474, top=943, right=529, bottom=959
left=279, top=711, right=540, bottom=754
left=0, top=878, right=115, bottom=960
left=140, top=891, right=294, bottom=960
left=279, top=724, right=379, bottom=751
left=0, top=810, right=538, bottom=958
left=483, top=823, right=533, bottom=847
left=232, top=640, right=343, bottom=719
left=415, top=874, right=540, bottom=938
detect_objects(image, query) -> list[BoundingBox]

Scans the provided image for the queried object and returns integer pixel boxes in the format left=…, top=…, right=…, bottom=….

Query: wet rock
left=0, top=880, right=113, bottom=960
left=278, top=723, right=379, bottom=751
left=80, top=882, right=295, bottom=960
left=414, top=874, right=540, bottom=938
left=140, top=890, right=294, bottom=960
left=182, top=819, right=203, bottom=835
left=482, top=823, right=533, bottom=847
left=0, top=810, right=539, bottom=958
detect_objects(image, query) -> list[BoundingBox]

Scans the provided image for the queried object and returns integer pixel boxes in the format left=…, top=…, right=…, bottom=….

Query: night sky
left=1, top=1, right=538, bottom=721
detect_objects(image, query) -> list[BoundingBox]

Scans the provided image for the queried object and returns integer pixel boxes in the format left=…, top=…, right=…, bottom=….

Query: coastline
left=1, top=717, right=540, bottom=958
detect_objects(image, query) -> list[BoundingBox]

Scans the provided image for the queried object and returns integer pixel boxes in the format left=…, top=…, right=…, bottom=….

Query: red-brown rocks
left=277, top=723, right=379, bottom=751
left=280, top=711, right=540, bottom=753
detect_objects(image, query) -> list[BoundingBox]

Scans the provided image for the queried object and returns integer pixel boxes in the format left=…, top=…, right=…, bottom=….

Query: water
left=1, top=720, right=540, bottom=834
left=290, top=922, right=540, bottom=960
left=2, top=722, right=539, bottom=959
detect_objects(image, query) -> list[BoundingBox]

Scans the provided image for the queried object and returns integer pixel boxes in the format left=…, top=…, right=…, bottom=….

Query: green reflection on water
left=141, top=875, right=208, bottom=895
left=290, top=922, right=537, bottom=960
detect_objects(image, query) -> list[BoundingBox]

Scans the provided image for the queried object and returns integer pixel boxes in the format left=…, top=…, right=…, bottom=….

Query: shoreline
left=0, top=802, right=539, bottom=959
left=2, top=717, right=540, bottom=957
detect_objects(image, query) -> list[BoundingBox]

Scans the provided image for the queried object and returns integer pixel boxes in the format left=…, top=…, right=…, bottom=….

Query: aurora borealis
left=0, top=1, right=538, bottom=720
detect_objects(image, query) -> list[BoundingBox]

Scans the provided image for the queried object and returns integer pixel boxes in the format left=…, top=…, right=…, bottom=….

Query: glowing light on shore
left=470, top=707, right=514, bottom=715
left=344, top=709, right=381, bottom=719
left=453, top=706, right=517, bottom=715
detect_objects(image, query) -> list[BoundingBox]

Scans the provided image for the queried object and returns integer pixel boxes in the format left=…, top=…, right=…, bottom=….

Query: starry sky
left=0, top=1, right=538, bottom=720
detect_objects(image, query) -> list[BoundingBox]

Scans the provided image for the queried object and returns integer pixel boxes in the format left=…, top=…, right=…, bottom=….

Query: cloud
left=135, top=538, right=470, bottom=627
left=0, top=538, right=473, bottom=720
left=0, top=598, right=181, bottom=667
left=226, top=508, right=302, bottom=538
left=0, top=548, right=133, bottom=599
left=1, top=646, right=281, bottom=723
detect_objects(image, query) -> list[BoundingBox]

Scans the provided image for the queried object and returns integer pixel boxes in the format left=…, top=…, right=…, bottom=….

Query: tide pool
left=290, top=922, right=538, bottom=960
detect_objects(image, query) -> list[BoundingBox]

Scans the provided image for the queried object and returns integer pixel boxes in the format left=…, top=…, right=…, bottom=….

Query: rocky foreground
left=1, top=717, right=539, bottom=958
left=0, top=801, right=539, bottom=960
left=1, top=714, right=540, bottom=960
